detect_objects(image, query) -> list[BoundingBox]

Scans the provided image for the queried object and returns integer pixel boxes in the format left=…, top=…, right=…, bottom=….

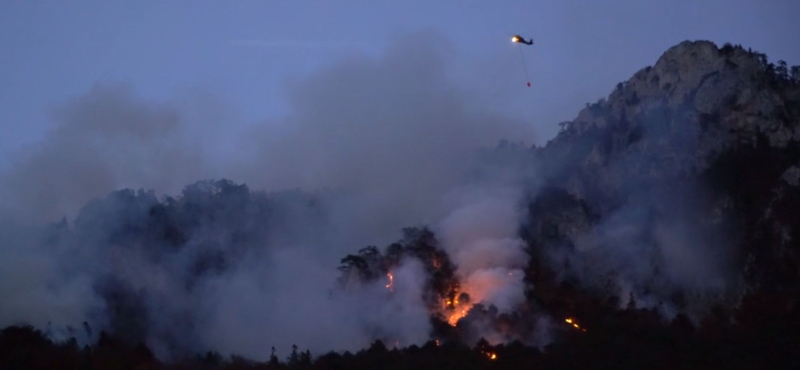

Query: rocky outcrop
left=524, top=40, right=800, bottom=308
left=537, top=40, right=799, bottom=210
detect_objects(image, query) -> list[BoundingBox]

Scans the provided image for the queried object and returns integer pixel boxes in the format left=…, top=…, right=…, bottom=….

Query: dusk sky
left=2, top=0, right=799, bottom=170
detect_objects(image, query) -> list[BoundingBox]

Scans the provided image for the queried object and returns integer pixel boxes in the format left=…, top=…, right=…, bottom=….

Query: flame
left=447, top=307, right=469, bottom=326
left=442, top=288, right=472, bottom=326
left=385, top=272, right=394, bottom=292
left=512, top=36, right=519, bottom=42
left=443, top=268, right=523, bottom=326
left=489, top=353, right=497, bottom=360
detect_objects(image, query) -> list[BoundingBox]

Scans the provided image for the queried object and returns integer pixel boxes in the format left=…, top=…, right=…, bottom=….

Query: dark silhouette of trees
left=1, top=289, right=799, bottom=370
left=791, top=66, right=800, bottom=83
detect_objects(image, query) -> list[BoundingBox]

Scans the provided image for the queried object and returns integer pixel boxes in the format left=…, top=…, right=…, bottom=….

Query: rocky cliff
left=524, top=40, right=800, bottom=314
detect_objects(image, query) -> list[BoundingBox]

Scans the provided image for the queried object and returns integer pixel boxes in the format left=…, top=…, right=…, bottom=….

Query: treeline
left=720, top=42, right=800, bottom=86
left=34, top=179, right=327, bottom=347
left=2, top=293, right=798, bottom=370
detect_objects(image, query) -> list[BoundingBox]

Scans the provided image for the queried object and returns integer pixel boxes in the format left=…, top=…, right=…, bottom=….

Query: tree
left=776, top=60, right=789, bottom=80
left=627, top=292, right=637, bottom=310
left=338, top=255, right=371, bottom=282
left=721, top=43, right=734, bottom=54
left=269, top=346, right=280, bottom=367
left=287, top=344, right=300, bottom=365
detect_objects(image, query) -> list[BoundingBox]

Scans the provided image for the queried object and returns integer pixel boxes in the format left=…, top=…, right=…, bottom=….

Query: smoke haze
left=0, top=31, right=538, bottom=359
left=0, top=30, right=762, bottom=362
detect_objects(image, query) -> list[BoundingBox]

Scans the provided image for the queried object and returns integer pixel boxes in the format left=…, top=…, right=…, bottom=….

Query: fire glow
left=442, top=287, right=472, bottom=326
left=385, top=272, right=394, bottom=292
left=447, top=306, right=470, bottom=326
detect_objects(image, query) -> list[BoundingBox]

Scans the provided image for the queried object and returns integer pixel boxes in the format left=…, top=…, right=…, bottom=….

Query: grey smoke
left=535, top=96, right=736, bottom=318
left=0, top=31, right=538, bottom=359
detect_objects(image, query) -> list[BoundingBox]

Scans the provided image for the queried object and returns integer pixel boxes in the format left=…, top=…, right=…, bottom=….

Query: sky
left=2, top=0, right=799, bottom=170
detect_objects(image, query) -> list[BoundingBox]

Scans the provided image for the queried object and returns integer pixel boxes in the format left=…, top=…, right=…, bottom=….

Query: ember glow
left=447, top=306, right=470, bottom=326
left=442, top=287, right=473, bottom=326
left=385, top=272, right=394, bottom=292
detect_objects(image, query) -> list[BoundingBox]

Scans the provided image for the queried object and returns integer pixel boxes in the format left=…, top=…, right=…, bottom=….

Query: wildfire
left=385, top=272, right=394, bottom=292
left=447, top=307, right=469, bottom=326
left=442, top=287, right=472, bottom=326
left=481, top=351, right=498, bottom=360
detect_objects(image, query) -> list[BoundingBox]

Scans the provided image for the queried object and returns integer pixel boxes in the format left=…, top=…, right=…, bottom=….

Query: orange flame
left=442, top=289, right=472, bottom=326
left=385, top=272, right=394, bottom=292
left=447, top=307, right=469, bottom=326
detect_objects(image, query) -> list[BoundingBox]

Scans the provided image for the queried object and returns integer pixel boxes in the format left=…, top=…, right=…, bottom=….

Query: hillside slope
left=524, top=40, right=800, bottom=314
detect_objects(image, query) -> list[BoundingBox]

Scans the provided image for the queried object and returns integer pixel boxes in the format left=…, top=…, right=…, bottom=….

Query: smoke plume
left=0, top=31, right=537, bottom=359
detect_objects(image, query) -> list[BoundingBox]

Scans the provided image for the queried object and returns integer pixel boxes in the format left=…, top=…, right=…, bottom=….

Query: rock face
left=523, top=40, right=800, bottom=311
left=541, top=41, right=799, bottom=210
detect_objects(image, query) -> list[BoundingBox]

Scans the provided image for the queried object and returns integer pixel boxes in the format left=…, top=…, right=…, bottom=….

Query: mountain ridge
left=523, top=39, right=800, bottom=313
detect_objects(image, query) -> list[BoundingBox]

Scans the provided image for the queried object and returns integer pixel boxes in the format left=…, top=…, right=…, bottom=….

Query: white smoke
left=437, top=180, right=531, bottom=314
